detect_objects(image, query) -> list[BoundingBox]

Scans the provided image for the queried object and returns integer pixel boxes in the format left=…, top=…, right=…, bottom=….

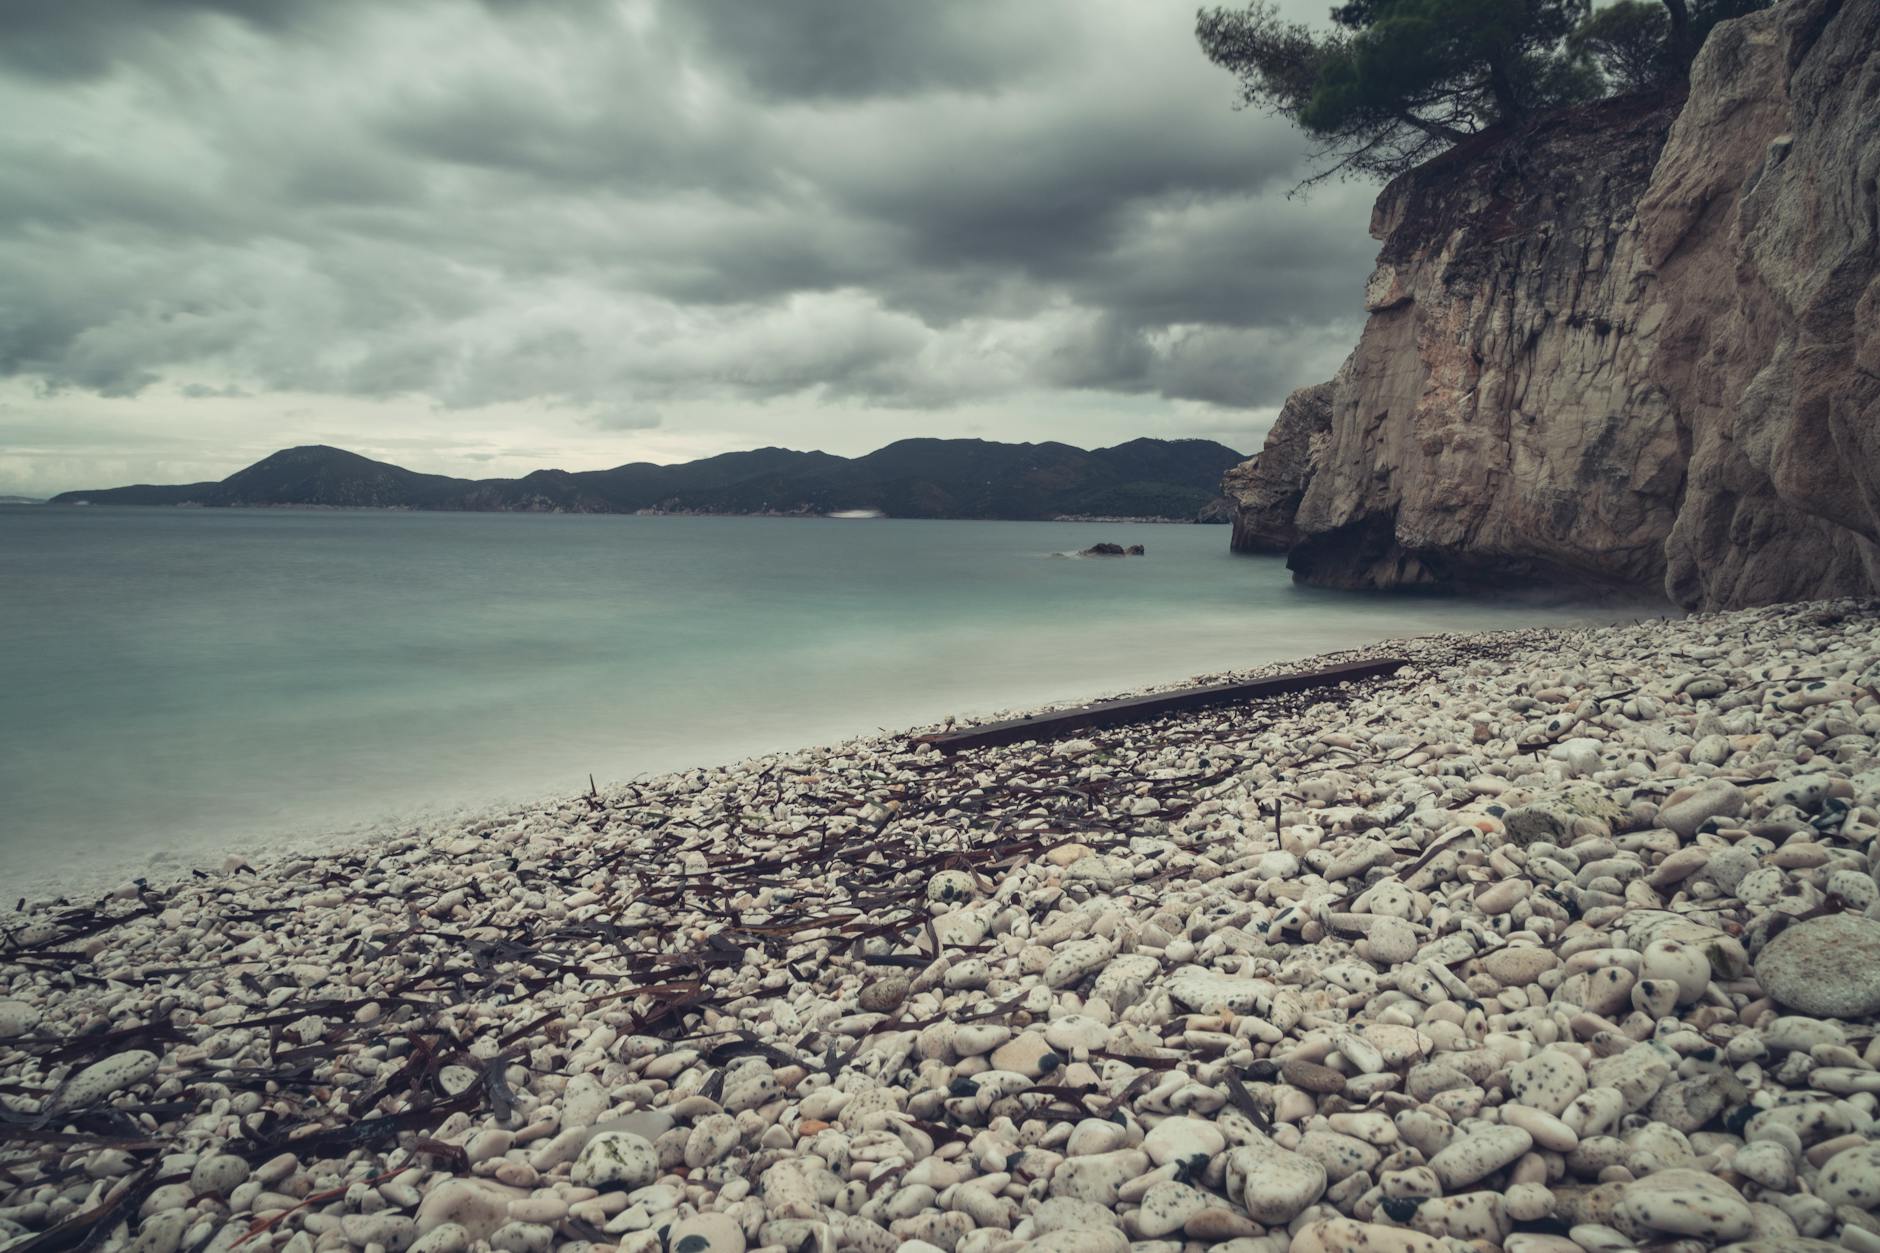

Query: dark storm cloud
left=0, top=0, right=343, bottom=80
left=667, top=1, right=1054, bottom=101
left=0, top=0, right=1376, bottom=438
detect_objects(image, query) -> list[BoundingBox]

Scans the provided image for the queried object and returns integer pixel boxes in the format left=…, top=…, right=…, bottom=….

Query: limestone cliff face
left=1223, top=380, right=1333, bottom=552
left=1656, top=0, right=1880, bottom=606
left=1223, top=0, right=1880, bottom=607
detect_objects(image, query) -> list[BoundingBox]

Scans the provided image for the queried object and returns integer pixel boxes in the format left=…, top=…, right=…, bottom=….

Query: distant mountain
left=50, top=439, right=1245, bottom=522
left=0, top=495, right=45, bottom=505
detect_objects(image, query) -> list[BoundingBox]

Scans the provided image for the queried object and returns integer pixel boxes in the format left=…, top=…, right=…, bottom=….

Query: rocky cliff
left=1224, top=0, right=1880, bottom=608
left=1221, top=380, right=1333, bottom=552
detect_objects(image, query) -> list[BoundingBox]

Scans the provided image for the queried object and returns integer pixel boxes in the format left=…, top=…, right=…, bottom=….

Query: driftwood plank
left=911, top=657, right=1406, bottom=752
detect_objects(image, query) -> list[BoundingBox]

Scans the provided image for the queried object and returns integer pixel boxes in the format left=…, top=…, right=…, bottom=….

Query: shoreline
left=17, top=502, right=1228, bottom=525
left=2, top=592, right=1650, bottom=910
left=0, top=637, right=1430, bottom=912
left=4, top=600, right=1877, bottom=1253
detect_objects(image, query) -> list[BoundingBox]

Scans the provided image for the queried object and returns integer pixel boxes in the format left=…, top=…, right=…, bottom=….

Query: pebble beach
left=6, top=599, right=1880, bottom=1253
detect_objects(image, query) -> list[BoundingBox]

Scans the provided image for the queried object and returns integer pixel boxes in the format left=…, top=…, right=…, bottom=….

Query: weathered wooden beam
left=911, top=657, right=1406, bottom=753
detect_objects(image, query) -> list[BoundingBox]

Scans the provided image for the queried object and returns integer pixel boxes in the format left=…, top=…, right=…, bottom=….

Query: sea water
left=0, top=505, right=1644, bottom=894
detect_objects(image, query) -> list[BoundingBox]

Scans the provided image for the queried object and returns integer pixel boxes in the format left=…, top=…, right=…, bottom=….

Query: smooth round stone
left=1364, top=917, right=1419, bottom=964
left=1043, top=1014, right=1110, bottom=1051
left=415, top=1181, right=515, bottom=1242
left=1044, top=842, right=1095, bottom=866
left=1043, top=938, right=1117, bottom=989
left=1065, top=1118, right=1130, bottom=1157
left=665, top=1211, right=745, bottom=1253
left=1649, top=1074, right=1729, bottom=1133
left=1587, top=1043, right=1672, bottom=1113
left=1477, top=880, right=1529, bottom=914
left=684, top=1114, right=739, bottom=1168
left=188, top=1154, right=250, bottom=1195
left=1501, top=785, right=1622, bottom=847
left=1755, top=913, right=1880, bottom=1017
left=53, top=1050, right=159, bottom=1112
left=340, top=1214, right=417, bottom=1251
left=609, top=1109, right=675, bottom=1142
left=129, top=1210, right=190, bottom=1253
left=1631, top=978, right=1679, bottom=1018
left=1023, top=1232, right=1127, bottom=1253
left=1730, top=1140, right=1795, bottom=1190
left=1761, top=1015, right=1843, bottom=1052
left=721, top=1062, right=779, bottom=1112
left=1765, top=773, right=1832, bottom=812
left=1706, top=846, right=1758, bottom=893
left=1647, top=846, right=1710, bottom=888
left=1032, top=1197, right=1124, bottom=1233
left=1500, top=1102, right=1576, bottom=1152
left=1816, top=1142, right=1880, bottom=1209
left=1166, top=969, right=1270, bottom=1014
left=465, top=1129, right=513, bottom=1165
left=0, top=1001, right=40, bottom=1040
left=926, top=870, right=975, bottom=903
left=990, top=1032, right=1061, bottom=1078
left=561, top=1074, right=609, bottom=1129
left=1226, top=1141, right=1325, bottom=1224
left=1506, top=1051, right=1586, bottom=1116
left=1359, top=1023, right=1428, bottom=1065
left=1640, top=939, right=1711, bottom=1004
left=1614, top=1168, right=1751, bottom=1240
left=1482, top=946, right=1557, bottom=986
left=1135, top=1181, right=1211, bottom=1238
left=1658, top=779, right=1744, bottom=838
left=489, top=1222, right=554, bottom=1253
left=1143, top=1116, right=1226, bottom=1167
left=1181, top=1208, right=1261, bottom=1240
left=570, top=1131, right=658, bottom=1191
left=1428, top=1124, right=1531, bottom=1189
left=1503, top=1181, right=1554, bottom=1222
left=408, top=1223, right=469, bottom=1253
left=1289, top=1216, right=1447, bottom=1253
left=1049, top=1149, right=1148, bottom=1206
left=1281, top=1059, right=1346, bottom=1094
left=857, top=976, right=909, bottom=1013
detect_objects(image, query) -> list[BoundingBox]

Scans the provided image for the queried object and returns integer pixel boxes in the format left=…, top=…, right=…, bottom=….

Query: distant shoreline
left=44, top=439, right=1244, bottom=522
left=22, top=499, right=1231, bottom=524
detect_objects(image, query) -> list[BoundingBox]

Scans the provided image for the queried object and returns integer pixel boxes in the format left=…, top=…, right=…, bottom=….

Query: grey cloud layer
left=0, top=0, right=1375, bottom=424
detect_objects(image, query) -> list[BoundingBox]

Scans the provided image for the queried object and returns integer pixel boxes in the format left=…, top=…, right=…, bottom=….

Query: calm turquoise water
left=0, top=505, right=1630, bottom=892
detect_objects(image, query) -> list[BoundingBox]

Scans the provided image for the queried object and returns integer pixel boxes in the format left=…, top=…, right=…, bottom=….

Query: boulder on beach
left=1755, top=913, right=1880, bottom=1019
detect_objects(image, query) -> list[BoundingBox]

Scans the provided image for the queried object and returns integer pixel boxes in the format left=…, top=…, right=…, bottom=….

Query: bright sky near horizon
left=0, top=0, right=1375, bottom=496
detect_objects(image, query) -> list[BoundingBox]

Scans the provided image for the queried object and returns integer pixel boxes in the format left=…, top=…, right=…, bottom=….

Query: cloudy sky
left=0, top=0, right=1378, bottom=496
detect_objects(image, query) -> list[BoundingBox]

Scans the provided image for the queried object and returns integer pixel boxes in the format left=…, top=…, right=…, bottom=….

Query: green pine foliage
left=1198, top=0, right=1770, bottom=187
